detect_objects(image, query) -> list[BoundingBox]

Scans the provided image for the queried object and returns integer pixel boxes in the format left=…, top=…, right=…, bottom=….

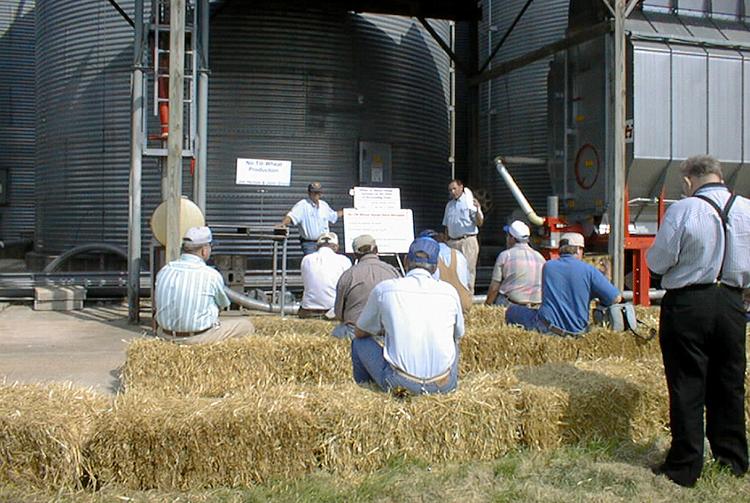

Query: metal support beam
left=194, top=0, right=209, bottom=213
left=477, top=0, right=535, bottom=75
left=105, top=0, right=135, bottom=28
left=166, top=0, right=185, bottom=262
left=127, top=0, right=144, bottom=323
left=417, top=17, right=470, bottom=76
left=470, top=21, right=613, bottom=86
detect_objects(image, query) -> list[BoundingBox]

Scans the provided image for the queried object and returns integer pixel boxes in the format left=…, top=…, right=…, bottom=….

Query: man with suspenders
left=647, top=155, right=750, bottom=487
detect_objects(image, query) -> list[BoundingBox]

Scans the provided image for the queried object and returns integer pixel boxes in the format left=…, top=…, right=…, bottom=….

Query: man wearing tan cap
left=155, top=226, right=255, bottom=344
left=298, top=231, right=351, bottom=318
left=332, top=234, right=400, bottom=339
left=278, top=181, right=344, bottom=255
left=505, top=232, right=621, bottom=337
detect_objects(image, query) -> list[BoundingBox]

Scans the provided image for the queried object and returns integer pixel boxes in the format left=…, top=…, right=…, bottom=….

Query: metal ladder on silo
left=142, top=0, right=197, bottom=158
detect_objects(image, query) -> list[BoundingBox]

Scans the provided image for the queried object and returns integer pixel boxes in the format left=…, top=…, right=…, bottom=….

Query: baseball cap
left=352, top=234, right=376, bottom=253
left=316, top=231, right=338, bottom=246
left=183, top=226, right=212, bottom=245
left=560, top=232, right=585, bottom=248
left=307, top=182, right=323, bottom=193
left=417, top=229, right=439, bottom=239
left=407, top=237, right=440, bottom=266
left=504, top=220, right=531, bottom=241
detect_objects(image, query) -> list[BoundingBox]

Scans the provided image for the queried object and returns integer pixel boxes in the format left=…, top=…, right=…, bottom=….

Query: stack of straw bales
left=0, top=383, right=108, bottom=489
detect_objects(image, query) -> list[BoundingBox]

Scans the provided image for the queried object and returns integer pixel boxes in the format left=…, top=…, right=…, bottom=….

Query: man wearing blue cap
left=352, top=237, right=465, bottom=395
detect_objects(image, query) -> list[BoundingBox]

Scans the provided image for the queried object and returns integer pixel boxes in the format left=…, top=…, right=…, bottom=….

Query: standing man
left=351, top=237, right=464, bottom=395
left=647, top=155, right=750, bottom=487
left=332, top=234, right=400, bottom=339
left=155, top=226, right=255, bottom=344
left=278, top=182, right=343, bottom=255
left=485, top=220, right=546, bottom=307
left=299, top=232, right=351, bottom=318
left=505, top=232, right=621, bottom=336
left=442, top=179, right=483, bottom=292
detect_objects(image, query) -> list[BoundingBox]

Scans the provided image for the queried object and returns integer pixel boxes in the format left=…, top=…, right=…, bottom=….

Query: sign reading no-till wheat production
left=343, top=208, right=414, bottom=254
left=235, top=158, right=292, bottom=186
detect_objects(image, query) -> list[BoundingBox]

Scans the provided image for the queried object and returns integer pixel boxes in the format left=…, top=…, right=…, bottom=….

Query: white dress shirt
left=301, top=247, right=352, bottom=310
left=287, top=198, right=338, bottom=241
left=442, top=187, right=482, bottom=239
left=155, top=254, right=230, bottom=332
left=432, top=242, right=470, bottom=289
left=647, top=184, right=750, bottom=290
left=356, top=268, right=464, bottom=379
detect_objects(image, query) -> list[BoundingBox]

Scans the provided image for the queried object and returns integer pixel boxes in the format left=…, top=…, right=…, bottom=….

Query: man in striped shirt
left=155, top=226, right=254, bottom=344
left=647, top=155, right=750, bottom=487
left=485, top=220, right=545, bottom=307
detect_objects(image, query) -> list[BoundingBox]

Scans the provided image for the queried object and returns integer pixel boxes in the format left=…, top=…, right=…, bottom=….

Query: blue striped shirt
left=287, top=198, right=338, bottom=241
left=647, top=184, right=750, bottom=290
left=155, top=254, right=230, bottom=332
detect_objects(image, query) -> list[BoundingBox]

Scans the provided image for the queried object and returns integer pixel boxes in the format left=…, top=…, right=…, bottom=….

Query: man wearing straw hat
left=298, top=231, right=351, bottom=319
left=647, top=155, right=750, bottom=487
left=505, top=232, right=621, bottom=337
left=352, top=237, right=464, bottom=395
left=277, top=181, right=343, bottom=256
left=332, top=234, right=399, bottom=339
left=155, top=226, right=255, bottom=344
left=485, top=220, right=545, bottom=308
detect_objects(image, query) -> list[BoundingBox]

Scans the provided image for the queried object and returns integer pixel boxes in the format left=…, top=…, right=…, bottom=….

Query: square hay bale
left=122, top=334, right=352, bottom=396
left=0, top=383, right=108, bottom=489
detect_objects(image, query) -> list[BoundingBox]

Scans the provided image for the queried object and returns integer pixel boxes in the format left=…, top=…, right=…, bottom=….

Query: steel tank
left=478, top=0, right=570, bottom=247
left=34, top=0, right=451, bottom=261
left=0, top=0, right=36, bottom=241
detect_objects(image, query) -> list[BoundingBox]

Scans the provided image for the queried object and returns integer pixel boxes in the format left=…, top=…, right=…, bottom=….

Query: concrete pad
left=0, top=303, right=150, bottom=394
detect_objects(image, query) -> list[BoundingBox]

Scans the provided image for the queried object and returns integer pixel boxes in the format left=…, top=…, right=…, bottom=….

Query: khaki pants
left=158, top=317, right=255, bottom=345
left=447, top=234, right=479, bottom=292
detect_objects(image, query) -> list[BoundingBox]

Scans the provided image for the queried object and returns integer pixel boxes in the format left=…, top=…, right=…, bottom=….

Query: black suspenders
left=692, top=193, right=738, bottom=283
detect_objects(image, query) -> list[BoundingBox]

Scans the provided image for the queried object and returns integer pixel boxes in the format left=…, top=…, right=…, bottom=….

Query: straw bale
left=122, top=334, right=351, bottom=396
left=514, top=358, right=669, bottom=447
left=0, top=382, right=108, bottom=489
left=251, top=316, right=335, bottom=337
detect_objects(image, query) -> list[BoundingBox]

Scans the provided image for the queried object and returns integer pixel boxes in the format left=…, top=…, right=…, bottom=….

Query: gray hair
left=181, top=242, right=207, bottom=254
left=408, top=262, right=437, bottom=274
left=559, top=244, right=579, bottom=255
left=680, top=155, right=723, bottom=179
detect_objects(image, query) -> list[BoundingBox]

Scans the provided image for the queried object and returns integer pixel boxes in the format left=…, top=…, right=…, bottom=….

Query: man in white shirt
left=278, top=182, right=343, bottom=255
left=442, top=179, right=484, bottom=292
left=418, top=229, right=472, bottom=315
left=155, top=226, right=254, bottom=344
left=647, top=155, right=750, bottom=487
left=299, top=231, right=352, bottom=318
left=352, top=237, right=464, bottom=395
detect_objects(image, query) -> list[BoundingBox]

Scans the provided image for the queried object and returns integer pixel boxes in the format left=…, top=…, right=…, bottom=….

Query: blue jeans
left=300, top=239, right=317, bottom=256
left=493, top=294, right=510, bottom=306
left=351, top=337, right=458, bottom=395
left=505, top=304, right=549, bottom=333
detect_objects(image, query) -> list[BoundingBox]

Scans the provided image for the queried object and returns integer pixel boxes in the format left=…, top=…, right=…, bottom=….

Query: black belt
left=668, top=283, right=743, bottom=294
left=161, top=327, right=211, bottom=337
left=300, top=238, right=317, bottom=243
left=449, top=234, right=477, bottom=241
left=541, top=318, right=583, bottom=338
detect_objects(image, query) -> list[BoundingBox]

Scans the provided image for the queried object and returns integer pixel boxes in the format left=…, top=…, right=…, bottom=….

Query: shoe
left=715, top=459, right=747, bottom=478
left=651, top=464, right=696, bottom=488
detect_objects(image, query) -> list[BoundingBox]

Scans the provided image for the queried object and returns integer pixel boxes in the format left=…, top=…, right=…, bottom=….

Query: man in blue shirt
left=505, top=232, right=621, bottom=337
left=278, top=182, right=343, bottom=255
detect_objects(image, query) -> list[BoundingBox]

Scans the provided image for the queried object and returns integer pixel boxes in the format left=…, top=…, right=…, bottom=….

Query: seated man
left=505, top=232, right=621, bottom=337
left=485, top=220, right=545, bottom=307
left=298, top=232, right=352, bottom=318
left=155, top=226, right=254, bottom=344
left=352, top=237, right=464, bottom=395
left=332, top=234, right=400, bottom=339
left=418, top=229, right=472, bottom=315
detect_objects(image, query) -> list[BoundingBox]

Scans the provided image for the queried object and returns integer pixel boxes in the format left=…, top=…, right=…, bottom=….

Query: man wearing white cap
left=332, top=234, right=400, bottom=339
left=278, top=181, right=343, bottom=256
left=485, top=220, right=546, bottom=307
left=505, top=232, right=621, bottom=337
left=155, top=226, right=255, bottom=344
left=298, top=231, right=352, bottom=318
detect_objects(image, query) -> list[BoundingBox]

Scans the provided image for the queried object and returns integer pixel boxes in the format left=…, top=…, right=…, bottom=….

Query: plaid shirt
left=491, top=242, right=545, bottom=304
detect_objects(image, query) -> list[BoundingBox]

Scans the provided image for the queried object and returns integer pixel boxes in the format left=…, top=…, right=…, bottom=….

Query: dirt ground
left=0, top=302, right=149, bottom=393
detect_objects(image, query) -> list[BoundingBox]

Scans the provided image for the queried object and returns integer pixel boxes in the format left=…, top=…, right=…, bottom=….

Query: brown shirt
left=334, top=254, right=400, bottom=324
